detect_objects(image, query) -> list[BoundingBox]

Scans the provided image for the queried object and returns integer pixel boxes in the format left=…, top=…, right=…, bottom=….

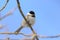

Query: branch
left=0, top=38, right=33, bottom=40
left=39, top=34, right=60, bottom=38
left=0, top=32, right=60, bottom=38
left=0, top=38, right=27, bottom=40
left=0, top=0, right=9, bottom=12
left=0, top=7, right=17, bottom=20
left=0, top=32, right=32, bottom=37
left=0, top=24, right=6, bottom=29
left=0, top=24, right=3, bottom=29
left=16, top=0, right=39, bottom=40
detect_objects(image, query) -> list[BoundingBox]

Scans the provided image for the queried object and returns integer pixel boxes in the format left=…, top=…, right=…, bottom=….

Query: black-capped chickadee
left=15, top=11, right=35, bottom=34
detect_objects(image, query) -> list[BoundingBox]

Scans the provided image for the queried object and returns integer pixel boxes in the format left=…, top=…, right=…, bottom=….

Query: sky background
left=0, top=0, right=60, bottom=40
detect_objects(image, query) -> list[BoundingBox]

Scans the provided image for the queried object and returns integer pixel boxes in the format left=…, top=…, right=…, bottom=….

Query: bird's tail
left=15, top=26, right=23, bottom=35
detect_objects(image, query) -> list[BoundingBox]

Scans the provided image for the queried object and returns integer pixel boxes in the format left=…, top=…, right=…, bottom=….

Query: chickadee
left=15, top=11, right=35, bottom=34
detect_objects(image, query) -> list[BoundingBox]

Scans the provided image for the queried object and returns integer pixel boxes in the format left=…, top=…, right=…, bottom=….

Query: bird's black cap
left=29, top=11, right=35, bottom=14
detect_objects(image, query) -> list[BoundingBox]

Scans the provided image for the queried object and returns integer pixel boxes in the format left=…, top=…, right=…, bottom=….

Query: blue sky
left=0, top=0, right=60, bottom=40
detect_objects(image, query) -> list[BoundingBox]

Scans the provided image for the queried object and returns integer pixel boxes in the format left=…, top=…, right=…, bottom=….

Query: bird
left=15, top=11, right=35, bottom=34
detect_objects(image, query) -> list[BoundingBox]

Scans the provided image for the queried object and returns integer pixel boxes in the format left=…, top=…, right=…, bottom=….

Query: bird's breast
left=28, top=17, right=35, bottom=25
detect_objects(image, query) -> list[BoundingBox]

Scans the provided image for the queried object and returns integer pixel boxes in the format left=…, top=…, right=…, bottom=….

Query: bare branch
left=0, top=38, right=33, bottom=40
left=39, top=34, right=60, bottom=38
left=0, top=0, right=9, bottom=12
left=22, top=38, right=32, bottom=40
left=0, top=24, right=3, bottom=29
left=0, top=38, right=25, bottom=40
left=0, top=32, right=31, bottom=37
left=16, top=0, right=39, bottom=40
left=0, top=32, right=60, bottom=38
left=0, top=7, right=17, bottom=20
left=0, top=24, right=5, bottom=29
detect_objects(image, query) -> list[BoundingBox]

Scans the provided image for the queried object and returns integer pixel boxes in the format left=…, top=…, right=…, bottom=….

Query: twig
left=39, top=34, right=60, bottom=38
left=0, top=7, right=17, bottom=20
left=0, top=32, right=60, bottom=38
left=0, top=24, right=3, bottom=29
left=0, top=32, right=32, bottom=37
left=16, top=0, right=39, bottom=40
left=0, top=38, right=24, bottom=40
left=0, top=0, right=9, bottom=12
